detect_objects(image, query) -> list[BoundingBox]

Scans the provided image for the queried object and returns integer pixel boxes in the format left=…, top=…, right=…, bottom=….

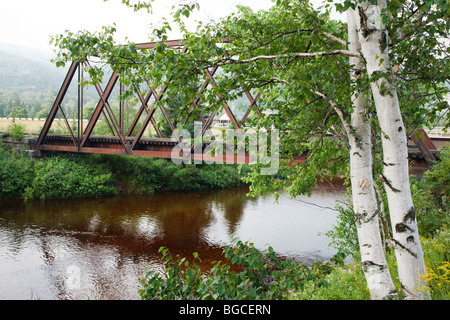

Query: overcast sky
left=0, top=0, right=343, bottom=54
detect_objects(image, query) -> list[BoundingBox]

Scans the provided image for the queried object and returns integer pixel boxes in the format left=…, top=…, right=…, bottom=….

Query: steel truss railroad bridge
left=33, top=40, right=446, bottom=174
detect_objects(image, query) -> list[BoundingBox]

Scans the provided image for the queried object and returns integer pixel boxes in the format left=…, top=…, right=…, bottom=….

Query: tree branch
left=210, top=50, right=361, bottom=67
left=320, top=31, right=348, bottom=46
left=313, top=89, right=351, bottom=138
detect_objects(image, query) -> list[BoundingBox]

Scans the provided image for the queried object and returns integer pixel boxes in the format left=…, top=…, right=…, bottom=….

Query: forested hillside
left=0, top=43, right=101, bottom=119
left=0, top=44, right=67, bottom=118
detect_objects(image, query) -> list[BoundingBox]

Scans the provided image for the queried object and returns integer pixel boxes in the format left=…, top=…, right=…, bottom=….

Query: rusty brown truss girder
left=33, top=40, right=446, bottom=167
left=33, top=40, right=261, bottom=163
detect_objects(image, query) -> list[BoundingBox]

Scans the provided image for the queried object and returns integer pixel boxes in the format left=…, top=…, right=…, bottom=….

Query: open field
left=3, top=117, right=446, bottom=141
left=0, top=118, right=46, bottom=134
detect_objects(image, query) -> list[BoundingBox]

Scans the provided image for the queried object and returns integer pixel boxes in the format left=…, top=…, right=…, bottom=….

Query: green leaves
left=25, top=155, right=117, bottom=200
left=140, top=237, right=332, bottom=300
left=172, top=2, right=200, bottom=20
left=0, top=147, right=34, bottom=199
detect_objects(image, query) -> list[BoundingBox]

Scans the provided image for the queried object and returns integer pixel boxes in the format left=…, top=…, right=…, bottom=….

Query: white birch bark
left=349, top=1, right=428, bottom=299
left=346, top=10, right=397, bottom=300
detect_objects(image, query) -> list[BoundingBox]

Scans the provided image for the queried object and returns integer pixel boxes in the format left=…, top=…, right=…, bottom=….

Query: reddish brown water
left=0, top=183, right=346, bottom=300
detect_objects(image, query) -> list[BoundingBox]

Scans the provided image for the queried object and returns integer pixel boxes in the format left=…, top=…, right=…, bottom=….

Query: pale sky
left=0, top=0, right=343, bottom=55
left=0, top=0, right=273, bottom=53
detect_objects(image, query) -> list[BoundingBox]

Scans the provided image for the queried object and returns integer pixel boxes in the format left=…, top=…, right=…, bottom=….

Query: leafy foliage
left=326, top=199, right=360, bottom=256
left=88, top=154, right=249, bottom=193
left=140, top=237, right=331, bottom=300
left=412, top=145, right=450, bottom=237
left=418, top=228, right=450, bottom=300
left=0, top=146, right=34, bottom=199
left=24, top=155, right=117, bottom=200
left=7, top=119, right=25, bottom=140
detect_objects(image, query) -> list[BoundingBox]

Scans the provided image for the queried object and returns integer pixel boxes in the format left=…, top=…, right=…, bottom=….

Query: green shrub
left=412, top=145, right=450, bottom=237
left=7, top=119, right=25, bottom=140
left=140, top=237, right=330, bottom=300
left=291, top=258, right=371, bottom=300
left=88, top=154, right=165, bottom=194
left=326, top=201, right=359, bottom=257
left=88, top=154, right=249, bottom=194
left=25, top=155, right=117, bottom=200
left=0, top=148, right=34, bottom=199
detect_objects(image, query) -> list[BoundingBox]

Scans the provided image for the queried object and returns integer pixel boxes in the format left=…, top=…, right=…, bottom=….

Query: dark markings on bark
left=353, top=151, right=362, bottom=157
left=358, top=7, right=375, bottom=38
left=404, top=207, right=416, bottom=223
left=398, top=127, right=403, bottom=132
left=395, top=222, right=413, bottom=233
left=379, top=31, right=388, bottom=52
left=378, top=173, right=401, bottom=193
left=393, top=207, right=417, bottom=239
left=391, top=238, right=417, bottom=258
left=355, top=208, right=379, bottom=225
left=383, top=161, right=395, bottom=166
left=361, top=260, right=386, bottom=273
left=387, top=289, right=398, bottom=300
left=400, top=283, right=414, bottom=300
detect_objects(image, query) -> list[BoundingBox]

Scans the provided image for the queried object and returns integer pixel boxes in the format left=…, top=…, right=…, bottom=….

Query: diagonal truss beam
left=34, top=61, right=80, bottom=148
left=79, top=71, right=120, bottom=148
left=127, top=84, right=163, bottom=138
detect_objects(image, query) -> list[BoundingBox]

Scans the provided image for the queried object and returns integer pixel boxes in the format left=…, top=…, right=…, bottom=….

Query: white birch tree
left=347, top=0, right=427, bottom=299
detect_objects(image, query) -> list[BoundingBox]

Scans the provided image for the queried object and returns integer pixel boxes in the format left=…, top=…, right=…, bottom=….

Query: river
left=0, top=182, right=347, bottom=300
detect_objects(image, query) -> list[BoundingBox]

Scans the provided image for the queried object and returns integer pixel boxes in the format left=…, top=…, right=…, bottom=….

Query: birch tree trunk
left=349, top=1, right=428, bottom=299
left=346, top=10, right=397, bottom=300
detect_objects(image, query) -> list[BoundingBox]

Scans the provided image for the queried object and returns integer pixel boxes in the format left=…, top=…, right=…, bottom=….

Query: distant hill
left=0, top=42, right=54, bottom=64
left=0, top=42, right=68, bottom=92
left=0, top=43, right=78, bottom=118
left=0, top=50, right=67, bottom=91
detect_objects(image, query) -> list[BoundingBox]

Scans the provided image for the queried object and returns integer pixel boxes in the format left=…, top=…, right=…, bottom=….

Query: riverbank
left=0, top=143, right=251, bottom=200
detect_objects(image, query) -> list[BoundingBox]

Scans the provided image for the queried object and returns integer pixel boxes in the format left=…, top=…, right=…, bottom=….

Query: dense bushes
left=0, top=146, right=33, bottom=199
left=412, top=145, right=450, bottom=237
left=0, top=145, right=249, bottom=200
left=87, top=154, right=249, bottom=194
left=24, top=156, right=117, bottom=199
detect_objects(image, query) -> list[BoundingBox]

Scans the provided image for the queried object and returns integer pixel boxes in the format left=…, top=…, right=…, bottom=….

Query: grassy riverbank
left=0, top=143, right=250, bottom=200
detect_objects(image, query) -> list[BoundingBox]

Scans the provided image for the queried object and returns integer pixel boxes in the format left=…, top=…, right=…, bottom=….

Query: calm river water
left=0, top=182, right=346, bottom=300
